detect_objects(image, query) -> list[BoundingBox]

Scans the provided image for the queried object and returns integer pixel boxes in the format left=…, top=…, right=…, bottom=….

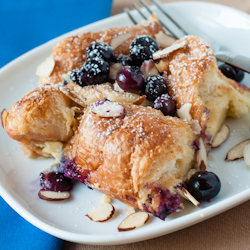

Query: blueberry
left=86, top=42, right=116, bottom=63
left=40, top=172, right=73, bottom=192
left=116, top=54, right=133, bottom=66
left=185, top=171, right=221, bottom=201
left=129, top=36, right=159, bottom=64
left=152, top=94, right=176, bottom=116
left=116, top=66, right=145, bottom=93
left=219, top=63, right=244, bottom=82
left=144, top=76, right=168, bottom=101
left=81, top=58, right=109, bottom=85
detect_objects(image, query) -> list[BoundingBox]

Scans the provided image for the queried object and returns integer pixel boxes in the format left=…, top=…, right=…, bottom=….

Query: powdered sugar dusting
left=166, top=35, right=215, bottom=103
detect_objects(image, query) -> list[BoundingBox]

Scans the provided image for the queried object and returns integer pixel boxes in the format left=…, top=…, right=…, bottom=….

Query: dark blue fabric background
left=0, top=0, right=113, bottom=249
left=0, top=0, right=113, bottom=68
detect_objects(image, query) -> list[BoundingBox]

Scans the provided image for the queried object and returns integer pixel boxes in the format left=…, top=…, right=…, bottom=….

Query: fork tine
left=150, top=0, right=188, bottom=35
left=124, top=8, right=138, bottom=25
left=132, top=3, right=148, bottom=21
left=139, top=0, right=177, bottom=38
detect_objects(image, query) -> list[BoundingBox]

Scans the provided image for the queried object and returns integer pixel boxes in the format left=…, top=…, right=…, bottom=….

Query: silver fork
left=124, top=0, right=250, bottom=74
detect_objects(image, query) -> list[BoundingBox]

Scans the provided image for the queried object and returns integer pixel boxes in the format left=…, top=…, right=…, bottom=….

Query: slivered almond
left=71, top=106, right=84, bottom=113
left=212, top=124, right=230, bottom=148
left=59, top=86, right=87, bottom=108
left=190, top=119, right=201, bottom=135
left=197, top=138, right=207, bottom=170
left=133, top=95, right=146, bottom=105
left=177, top=103, right=192, bottom=121
left=153, top=40, right=187, bottom=60
left=244, top=143, right=250, bottom=167
left=181, top=187, right=200, bottom=208
left=62, top=73, right=73, bottom=84
left=126, top=205, right=136, bottom=215
left=101, top=194, right=112, bottom=204
left=110, top=32, right=132, bottom=50
left=118, top=212, right=149, bottom=231
left=1, top=109, right=8, bottom=128
left=36, top=57, right=55, bottom=77
left=140, top=60, right=159, bottom=78
left=86, top=203, right=115, bottom=222
left=155, top=31, right=177, bottom=48
left=226, top=139, right=250, bottom=161
left=38, top=190, right=70, bottom=201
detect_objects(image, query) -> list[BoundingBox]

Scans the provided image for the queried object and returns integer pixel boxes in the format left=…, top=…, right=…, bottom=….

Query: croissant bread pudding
left=2, top=15, right=250, bottom=225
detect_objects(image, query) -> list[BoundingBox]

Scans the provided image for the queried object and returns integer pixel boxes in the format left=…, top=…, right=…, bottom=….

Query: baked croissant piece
left=4, top=85, right=75, bottom=158
left=155, top=35, right=250, bottom=143
left=61, top=103, right=196, bottom=219
left=39, top=18, right=164, bottom=85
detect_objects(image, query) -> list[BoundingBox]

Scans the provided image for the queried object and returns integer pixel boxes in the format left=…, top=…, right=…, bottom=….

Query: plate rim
left=1, top=1, right=250, bottom=245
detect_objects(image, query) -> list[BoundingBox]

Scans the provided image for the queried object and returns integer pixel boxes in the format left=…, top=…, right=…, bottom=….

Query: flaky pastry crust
left=40, top=22, right=164, bottom=85
left=157, top=36, right=250, bottom=140
left=5, top=85, right=75, bottom=157
left=64, top=103, right=196, bottom=218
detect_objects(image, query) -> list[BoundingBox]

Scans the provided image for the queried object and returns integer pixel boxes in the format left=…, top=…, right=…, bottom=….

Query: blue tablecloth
left=0, top=0, right=113, bottom=249
left=0, top=0, right=113, bottom=68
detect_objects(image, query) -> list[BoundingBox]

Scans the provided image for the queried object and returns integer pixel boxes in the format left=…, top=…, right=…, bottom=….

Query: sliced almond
left=140, top=60, right=159, bottom=78
left=133, top=95, right=146, bottom=106
left=91, top=100, right=125, bottom=118
left=155, top=31, right=177, bottom=48
left=36, top=57, right=55, bottom=77
left=38, top=190, right=70, bottom=201
left=126, top=205, right=136, bottom=215
left=190, top=119, right=201, bottom=135
left=226, top=139, right=250, bottom=161
left=118, top=212, right=149, bottom=232
left=1, top=109, right=8, bottom=128
left=243, top=143, right=250, bottom=167
left=71, top=106, right=84, bottom=113
left=86, top=203, right=115, bottom=222
left=62, top=73, right=73, bottom=84
left=197, top=138, right=207, bottom=169
left=101, top=194, right=112, bottom=204
left=177, top=103, right=192, bottom=121
left=178, top=187, right=200, bottom=208
left=110, top=32, right=132, bottom=50
left=59, top=86, right=87, bottom=108
left=153, top=40, right=187, bottom=60
left=212, top=124, right=230, bottom=148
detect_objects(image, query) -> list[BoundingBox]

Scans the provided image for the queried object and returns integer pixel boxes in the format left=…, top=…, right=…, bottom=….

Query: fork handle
left=215, top=51, right=250, bottom=74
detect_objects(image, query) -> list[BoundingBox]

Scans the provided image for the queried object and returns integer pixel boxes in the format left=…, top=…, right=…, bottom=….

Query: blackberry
left=144, top=76, right=168, bottom=101
left=152, top=94, right=176, bottom=116
left=81, top=58, right=109, bottom=85
left=116, top=54, right=133, bottom=66
left=129, top=36, right=159, bottom=64
left=86, top=41, right=116, bottom=63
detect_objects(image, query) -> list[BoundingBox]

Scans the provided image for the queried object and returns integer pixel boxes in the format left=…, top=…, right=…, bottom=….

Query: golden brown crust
left=158, top=36, right=250, bottom=141
left=40, top=22, right=164, bottom=85
left=5, top=85, right=75, bottom=157
left=71, top=103, right=195, bottom=211
left=160, top=36, right=217, bottom=130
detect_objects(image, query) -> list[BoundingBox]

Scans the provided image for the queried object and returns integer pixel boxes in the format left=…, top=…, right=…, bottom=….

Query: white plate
left=1, top=1, right=250, bottom=245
